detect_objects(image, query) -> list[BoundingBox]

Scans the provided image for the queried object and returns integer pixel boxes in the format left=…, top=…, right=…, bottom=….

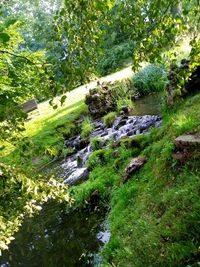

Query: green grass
left=80, top=116, right=94, bottom=139
left=0, top=87, right=89, bottom=166
left=103, top=112, right=117, bottom=128
left=72, top=92, right=200, bottom=267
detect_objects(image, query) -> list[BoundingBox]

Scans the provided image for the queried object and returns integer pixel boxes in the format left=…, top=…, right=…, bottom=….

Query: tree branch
left=0, top=49, right=37, bottom=65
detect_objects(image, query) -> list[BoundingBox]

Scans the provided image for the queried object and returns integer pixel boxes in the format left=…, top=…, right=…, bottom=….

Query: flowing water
left=0, top=93, right=163, bottom=267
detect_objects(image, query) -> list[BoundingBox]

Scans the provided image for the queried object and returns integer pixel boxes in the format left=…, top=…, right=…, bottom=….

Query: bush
left=80, top=117, right=94, bottom=139
left=103, top=112, right=117, bottom=128
left=132, top=64, right=168, bottom=95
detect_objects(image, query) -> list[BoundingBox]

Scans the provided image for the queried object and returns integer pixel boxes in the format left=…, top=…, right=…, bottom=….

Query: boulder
left=172, top=151, right=190, bottom=163
left=123, top=156, right=147, bottom=183
left=174, top=134, right=200, bottom=149
left=85, top=82, right=117, bottom=118
left=166, top=60, right=200, bottom=105
left=120, top=105, right=132, bottom=115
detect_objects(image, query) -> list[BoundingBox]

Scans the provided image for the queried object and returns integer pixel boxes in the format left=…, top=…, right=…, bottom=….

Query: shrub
left=132, top=64, right=168, bottom=95
left=103, top=112, right=117, bottom=128
left=116, top=97, right=134, bottom=112
left=80, top=116, right=94, bottom=139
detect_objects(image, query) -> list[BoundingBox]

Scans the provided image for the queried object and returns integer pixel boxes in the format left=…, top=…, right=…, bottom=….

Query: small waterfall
left=62, top=115, right=162, bottom=185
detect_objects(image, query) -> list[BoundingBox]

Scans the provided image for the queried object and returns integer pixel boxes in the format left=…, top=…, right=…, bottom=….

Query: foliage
left=103, top=112, right=117, bottom=128
left=80, top=116, right=94, bottom=139
left=0, top=163, right=72, bottom=252
left=132, top=64, right=168, bottom=95
left=0, top=18, right=58, bottom=143
left=97, top=41, right=134, bottom=76
left=113, top=80, right=134, bottom=111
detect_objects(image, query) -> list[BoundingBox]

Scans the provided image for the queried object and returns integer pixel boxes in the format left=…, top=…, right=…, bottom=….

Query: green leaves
left=0, top=32, right=10, bottom=43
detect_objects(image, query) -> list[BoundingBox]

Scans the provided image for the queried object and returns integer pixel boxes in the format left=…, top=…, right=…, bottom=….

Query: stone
left=85, top=83, right=117, bottom=118
left=166, top=60, right=200, bottom=105
left=123, top=156, right=147, bottom=183
left=174, top=134, right=200, bottom=149
left=172, top=151, right=190, bottom=163
left=121, top=105, right=131, bottom=114
left=89, top=190, right=100, bottom=210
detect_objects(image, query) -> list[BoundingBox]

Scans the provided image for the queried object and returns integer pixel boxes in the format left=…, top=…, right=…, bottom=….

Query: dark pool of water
left=0, top=203, right=108, bottom=267
left=132, top=92, right=163, bottom=116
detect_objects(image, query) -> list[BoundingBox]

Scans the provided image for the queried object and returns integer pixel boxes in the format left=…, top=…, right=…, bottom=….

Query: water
left=132, top=92, right=163, bottom=116
left=0, top=203, right=109, bottom=267
left=0, top=93, right=162, bottom=266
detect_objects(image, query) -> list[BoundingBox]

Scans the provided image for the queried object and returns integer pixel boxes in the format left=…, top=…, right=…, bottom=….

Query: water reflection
left=0, top=203, right=107, bottom=267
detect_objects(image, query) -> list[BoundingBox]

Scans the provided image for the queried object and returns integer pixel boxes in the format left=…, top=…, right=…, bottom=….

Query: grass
left=132, top=63, right=168, bottom=95
left=71, top=92, right=200, bottom=267
left=103, top=112, right=117, bottom=128
left=80, top=116, right=94, bottom=139
left=0, top=87, right=89, bottom=166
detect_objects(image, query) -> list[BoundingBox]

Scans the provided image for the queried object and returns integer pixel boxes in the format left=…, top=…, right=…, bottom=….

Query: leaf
left=0, top=32, right=10, bottom=43
left=0, top=241, right=9, bottom=250
left=60, top=95, right=67, bottom=105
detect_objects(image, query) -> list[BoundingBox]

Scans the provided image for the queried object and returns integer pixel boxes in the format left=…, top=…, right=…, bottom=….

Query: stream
left=0, top=93, right=163, bottom=267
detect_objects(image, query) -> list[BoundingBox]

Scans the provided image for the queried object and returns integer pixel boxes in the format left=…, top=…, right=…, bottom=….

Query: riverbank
left=71, top=92, right=200, bottom=266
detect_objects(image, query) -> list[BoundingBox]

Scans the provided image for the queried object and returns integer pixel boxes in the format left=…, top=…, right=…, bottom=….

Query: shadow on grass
left=2, top=100, right=88, bottom=167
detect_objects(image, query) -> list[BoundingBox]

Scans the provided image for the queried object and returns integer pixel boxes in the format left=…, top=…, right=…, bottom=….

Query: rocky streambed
left=45, top=114, right=162, bottom=186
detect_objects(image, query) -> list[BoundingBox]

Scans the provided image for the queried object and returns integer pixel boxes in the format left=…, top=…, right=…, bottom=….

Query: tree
left=56, top=0, right=199, bottom=73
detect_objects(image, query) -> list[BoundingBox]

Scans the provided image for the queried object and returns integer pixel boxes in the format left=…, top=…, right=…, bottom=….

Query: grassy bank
left=71, top=92, right=200, bottom=266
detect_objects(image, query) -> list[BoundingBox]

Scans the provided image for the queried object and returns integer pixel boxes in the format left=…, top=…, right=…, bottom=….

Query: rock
left=123, top=156, right=147, bottom=183
left=64, top=168, right=89, bottom=185
left=166, top=60, right=200, bottom=105
left=85, top=83, right=117, bottom=118
left=172, top=151, right=190, bottom=163
left=89, top=190, right=100, bottom=210
left=174, top=134, right=200, bottom=149
left=121, top=105, right=131, bottom=114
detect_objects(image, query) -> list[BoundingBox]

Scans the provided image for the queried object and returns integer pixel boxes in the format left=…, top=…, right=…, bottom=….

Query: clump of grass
left=132, top=63, right=168, bottom=95
left=91, top=137, right=105, bottom=151
left=116, top=97, right=134, bottom=112
left=80, top=116, right=94, bottom=139
left=103, top=112, right=117, bottom=128
left=113, top=80, right=135, bottom=111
